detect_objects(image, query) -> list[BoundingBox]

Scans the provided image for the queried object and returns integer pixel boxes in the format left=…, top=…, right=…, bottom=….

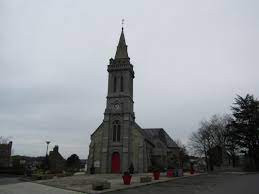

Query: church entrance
left=111, top=152, right=120, bottom=173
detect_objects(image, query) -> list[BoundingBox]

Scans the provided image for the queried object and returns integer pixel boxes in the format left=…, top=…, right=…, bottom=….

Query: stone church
left=87, top=28, right=179, bottom=173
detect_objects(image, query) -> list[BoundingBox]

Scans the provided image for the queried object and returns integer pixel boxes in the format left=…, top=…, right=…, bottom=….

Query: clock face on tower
left=113, top=103, right=120, bottom=110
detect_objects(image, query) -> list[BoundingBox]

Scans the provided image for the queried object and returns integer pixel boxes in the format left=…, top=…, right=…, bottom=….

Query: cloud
left=1, top=0, right=259, bottom=158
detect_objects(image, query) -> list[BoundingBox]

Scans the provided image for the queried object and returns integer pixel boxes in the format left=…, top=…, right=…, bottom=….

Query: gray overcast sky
left=1, top=0, right=258, bottom=159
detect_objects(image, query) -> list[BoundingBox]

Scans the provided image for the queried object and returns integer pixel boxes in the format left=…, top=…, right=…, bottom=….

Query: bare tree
left=0, top=136, right=11, bottom=144
left=189, top=114, right=233, bottom=171
left=189, top=126, right=210, bottom=171
left=175, top=139, right=189, bottom=168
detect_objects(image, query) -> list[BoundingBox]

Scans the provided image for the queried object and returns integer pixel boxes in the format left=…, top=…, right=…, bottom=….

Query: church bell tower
left=100, top=28, right=135, bottom=173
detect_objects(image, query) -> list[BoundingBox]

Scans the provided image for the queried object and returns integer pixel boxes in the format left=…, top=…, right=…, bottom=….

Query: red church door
left=111, top=152, right=120, bottom=173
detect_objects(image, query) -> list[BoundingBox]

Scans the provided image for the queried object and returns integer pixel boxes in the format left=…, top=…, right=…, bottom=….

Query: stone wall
left=167, top=147, right=180, bottom=168
left=87, top=123, right=103, bottom=173
left=151, top=139, right=168, bottom=169
left=131, top=127, right=143, bottom=172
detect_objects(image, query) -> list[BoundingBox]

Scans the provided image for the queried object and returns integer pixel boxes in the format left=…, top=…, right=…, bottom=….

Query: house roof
left=142, top=128, right=178, bottom=148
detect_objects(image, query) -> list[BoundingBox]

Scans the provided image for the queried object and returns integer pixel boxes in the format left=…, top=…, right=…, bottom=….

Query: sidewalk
left=0, top=181, right=80, bottom=194
left=37, top=172, right=202, bottom=194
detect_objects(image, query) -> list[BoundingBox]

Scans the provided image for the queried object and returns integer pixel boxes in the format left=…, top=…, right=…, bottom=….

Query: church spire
left=115, top=28, right=129, bottom=59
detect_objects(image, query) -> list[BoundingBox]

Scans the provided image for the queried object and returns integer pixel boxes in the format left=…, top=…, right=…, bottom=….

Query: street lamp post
left=45, top=141, right=50, bottom=171
left=46, top=141, right=50, bottom=156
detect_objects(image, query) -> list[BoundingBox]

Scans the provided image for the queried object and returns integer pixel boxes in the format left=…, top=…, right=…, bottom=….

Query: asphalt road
left=0, top=175, right=24, bottom=185
left=108, top=173, right=259, bottom=194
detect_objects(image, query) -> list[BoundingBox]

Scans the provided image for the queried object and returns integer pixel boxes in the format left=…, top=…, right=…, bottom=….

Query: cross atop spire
left=115, top=27, right=129, bottom=59
left=122, top=19, right=125, bottom=29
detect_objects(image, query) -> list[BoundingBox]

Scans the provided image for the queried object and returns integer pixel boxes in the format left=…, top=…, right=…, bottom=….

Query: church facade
left=87, top=28, right=179, bottom=173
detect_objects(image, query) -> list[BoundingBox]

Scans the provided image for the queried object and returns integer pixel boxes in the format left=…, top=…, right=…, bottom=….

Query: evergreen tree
left=66, top=154, right=81, bottom=172
left=231, top=94, right=259, bottom=169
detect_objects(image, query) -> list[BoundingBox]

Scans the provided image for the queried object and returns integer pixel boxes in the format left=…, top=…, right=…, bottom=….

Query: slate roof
left=142, top=128, right=178, bottom=148
left=133, top=122, right=154, bottom=146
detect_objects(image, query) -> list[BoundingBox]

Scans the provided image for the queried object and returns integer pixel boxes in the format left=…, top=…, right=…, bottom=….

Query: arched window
left=113, top=76, right=117, bottom=92
left=117, top=124, right=120, bottom=141
left=120, top=76, right=123, bottom=92
left=113, top=124, right=117, bottom=142
left=112, top=120, right=121, bottom=142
